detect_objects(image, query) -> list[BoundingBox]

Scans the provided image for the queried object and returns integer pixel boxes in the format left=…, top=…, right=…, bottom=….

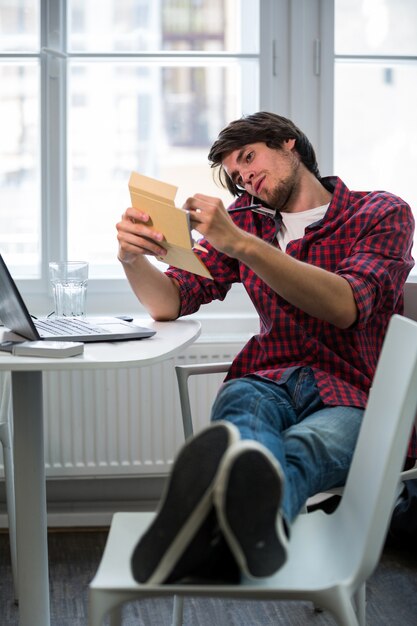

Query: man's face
left=222, top=140, right=300, bottom=212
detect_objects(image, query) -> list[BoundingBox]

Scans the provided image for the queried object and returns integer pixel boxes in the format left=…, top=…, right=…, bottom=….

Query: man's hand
left=183, top=193, right=247, bottom=258
left=116, top=207, right=168, bottom=265
left=115, top=207, right=181, bottom=321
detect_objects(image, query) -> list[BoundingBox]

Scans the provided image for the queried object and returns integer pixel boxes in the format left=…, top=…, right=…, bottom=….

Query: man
left=116, top=112, right=415, bottom=584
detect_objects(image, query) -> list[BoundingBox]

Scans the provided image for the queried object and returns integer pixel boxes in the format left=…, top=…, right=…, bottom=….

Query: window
left=0, top=0, right=262, bottom=315
left=334, top=0, right=417, bottom=272
left=0, top=0, right=41, bottom=277
left=1, top=0, right=415, bottom=322
left=66, top=0, right=260, bottom=279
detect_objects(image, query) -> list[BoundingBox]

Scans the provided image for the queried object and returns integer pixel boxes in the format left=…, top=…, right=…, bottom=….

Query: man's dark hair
left=208, top=111, right=321, bottom=196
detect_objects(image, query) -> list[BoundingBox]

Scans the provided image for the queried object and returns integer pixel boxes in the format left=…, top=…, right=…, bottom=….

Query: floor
left=0, top=528, right=416, bottom=625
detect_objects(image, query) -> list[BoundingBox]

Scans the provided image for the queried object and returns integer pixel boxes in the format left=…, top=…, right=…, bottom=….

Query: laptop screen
left=0, top=255, right=39, bottom=340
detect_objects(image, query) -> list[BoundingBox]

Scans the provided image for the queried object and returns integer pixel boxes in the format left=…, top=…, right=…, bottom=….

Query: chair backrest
left=335, top=314, right=417, bottom=582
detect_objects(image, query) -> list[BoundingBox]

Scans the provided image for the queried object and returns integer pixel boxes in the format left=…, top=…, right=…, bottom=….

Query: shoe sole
left=215, top=441, right=288, bottom=579
left=163, top=506, right=240, bottom=585
left=131, top=421, right=239, bottom=584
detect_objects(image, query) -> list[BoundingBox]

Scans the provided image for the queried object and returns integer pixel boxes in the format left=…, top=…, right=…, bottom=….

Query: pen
left=228, top=204, right=263, bottom=213
left=228, top=204, right=276, bottom=217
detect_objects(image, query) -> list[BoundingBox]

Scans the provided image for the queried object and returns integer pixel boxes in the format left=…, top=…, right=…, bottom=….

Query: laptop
left=0, top=254, right=156, bottom=343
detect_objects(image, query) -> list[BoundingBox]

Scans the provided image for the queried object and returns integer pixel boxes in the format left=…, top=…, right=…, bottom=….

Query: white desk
left=0, top=318, right=201, bottom=626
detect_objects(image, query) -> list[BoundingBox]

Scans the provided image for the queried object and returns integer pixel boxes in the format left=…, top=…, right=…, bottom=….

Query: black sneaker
left=164, top=506, right=241, bottom=585
left=214, top=440, right=289, bottom=579
left=131, top=421, right=239, bottom=584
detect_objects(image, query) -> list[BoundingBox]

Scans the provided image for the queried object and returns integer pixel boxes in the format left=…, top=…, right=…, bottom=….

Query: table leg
left=13, top=371, right=50, bottom=626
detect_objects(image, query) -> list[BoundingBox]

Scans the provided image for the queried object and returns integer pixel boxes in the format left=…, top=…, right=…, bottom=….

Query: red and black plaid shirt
left=167, top=177, right=416, bottom=456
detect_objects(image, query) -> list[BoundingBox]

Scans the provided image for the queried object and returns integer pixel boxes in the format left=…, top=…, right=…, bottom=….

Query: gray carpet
left=0, top=529, right=416, bottom=625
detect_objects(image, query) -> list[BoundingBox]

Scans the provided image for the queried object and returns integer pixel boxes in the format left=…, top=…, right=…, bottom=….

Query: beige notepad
left=128, top=171, right=213, bottom=279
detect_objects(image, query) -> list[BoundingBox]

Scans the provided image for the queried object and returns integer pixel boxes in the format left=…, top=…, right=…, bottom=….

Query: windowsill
left=18, top=277, right=417, bottom=342
left=189, top=311, right=258, bottom=343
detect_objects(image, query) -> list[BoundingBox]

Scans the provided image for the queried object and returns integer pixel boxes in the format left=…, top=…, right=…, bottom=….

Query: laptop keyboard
left=34, top=317, right=107, bottom=336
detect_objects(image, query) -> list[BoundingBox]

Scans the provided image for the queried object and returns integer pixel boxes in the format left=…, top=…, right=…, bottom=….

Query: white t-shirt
left=277, top=204, right=329, bottom=252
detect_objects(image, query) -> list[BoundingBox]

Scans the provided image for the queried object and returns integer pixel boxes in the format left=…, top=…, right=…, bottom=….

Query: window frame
left=23, top=1, right=417, bottom=330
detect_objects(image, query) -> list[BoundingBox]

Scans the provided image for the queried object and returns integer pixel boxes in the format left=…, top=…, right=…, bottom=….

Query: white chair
left=0, top=373, right=18, bottom=602
left=89, top=314, right=417, bottom=626
left=175, top=362, right=417, bottom=484
left=176, top=361, right=232, bottom=441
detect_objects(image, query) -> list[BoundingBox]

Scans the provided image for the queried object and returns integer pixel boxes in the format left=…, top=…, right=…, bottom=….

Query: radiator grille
left=0, top=341, right=243, bottom=478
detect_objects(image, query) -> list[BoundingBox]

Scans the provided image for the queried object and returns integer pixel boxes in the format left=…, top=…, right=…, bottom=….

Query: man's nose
left=242, top=169, right=254, bottom=186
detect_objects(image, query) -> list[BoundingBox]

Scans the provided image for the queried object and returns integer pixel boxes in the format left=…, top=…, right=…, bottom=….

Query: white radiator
left=0, top=341, right=243, bottom=479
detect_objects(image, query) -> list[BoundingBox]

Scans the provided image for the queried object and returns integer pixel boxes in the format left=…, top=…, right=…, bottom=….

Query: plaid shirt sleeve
left=166, top=241, right=237, bottom=317
left=166, top=194, right=253, bottom=316
left=334, top=194, right=414, bottom=330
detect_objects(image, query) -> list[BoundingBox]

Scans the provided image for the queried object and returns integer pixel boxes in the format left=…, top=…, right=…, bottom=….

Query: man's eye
left=246, top=151, right=254, bottom=162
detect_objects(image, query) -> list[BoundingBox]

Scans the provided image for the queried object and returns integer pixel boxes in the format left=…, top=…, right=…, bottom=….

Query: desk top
left=0, top=318, right=201, bottom=372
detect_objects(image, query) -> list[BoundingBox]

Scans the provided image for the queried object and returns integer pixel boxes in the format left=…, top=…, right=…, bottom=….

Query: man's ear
left=284, top=138, right=296, bottom=151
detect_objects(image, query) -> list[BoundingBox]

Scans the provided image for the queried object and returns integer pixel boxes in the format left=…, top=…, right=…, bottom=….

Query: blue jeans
left=210, top=367, right=364, bottom=523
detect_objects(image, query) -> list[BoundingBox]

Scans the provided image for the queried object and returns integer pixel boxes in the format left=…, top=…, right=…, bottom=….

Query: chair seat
left=91, top=509, right=359, bottom=599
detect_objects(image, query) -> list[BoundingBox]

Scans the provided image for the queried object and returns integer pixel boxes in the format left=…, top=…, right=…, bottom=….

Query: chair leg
left=354, top=583, right=366, bottom=626
left=109, top=605, right=122, bottom=626
left=172, top=595, right=184, bottom=626
left=325, top=588, right=361, bottom=626
left=175, top=367, right=194, bottom=440
left=89, top=590, right=123, bottom=626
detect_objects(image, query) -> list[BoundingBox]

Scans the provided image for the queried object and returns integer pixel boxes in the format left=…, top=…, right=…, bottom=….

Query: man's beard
left=268, top=176, right=298, bottom=212
left=266, top=158, right=300, bottom=212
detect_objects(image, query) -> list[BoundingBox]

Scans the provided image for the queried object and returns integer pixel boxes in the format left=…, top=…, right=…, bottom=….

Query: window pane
left=0, top=61, right=41, bottom=276
left=0, top=0, right=40, bottom=53
left=335, top=0, right=417, bottom=57
left=67, top=60, right=259, bottom=277
left=334, top=61, right=417, bottom=264
left=68, top=0, right=259, bottom=53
